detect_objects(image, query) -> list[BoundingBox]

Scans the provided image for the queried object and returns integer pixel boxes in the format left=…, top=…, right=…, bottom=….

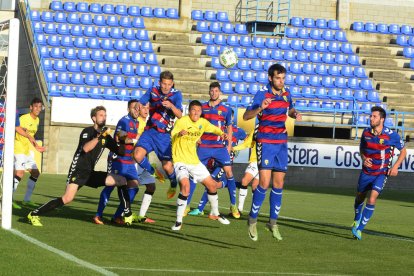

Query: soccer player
left=13, top=97, right=46, bottom=208
left=133, top=71, right=182, bottom=199
left=196, top=82, right=240, bottom=219
left=243, top=64, right=302, bottom=241
left=27, top=106, right=133, bottom=227
left=94, top=100, right=140, bottom=225
left=171, top=100, right=230, bottom=230
left=351, top=106, right=406, bottom=240
left=232, top=128, right=260, bottom=214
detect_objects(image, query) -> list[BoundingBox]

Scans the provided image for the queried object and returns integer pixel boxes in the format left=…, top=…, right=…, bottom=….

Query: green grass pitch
left=1, top=174, right=413, bottom=275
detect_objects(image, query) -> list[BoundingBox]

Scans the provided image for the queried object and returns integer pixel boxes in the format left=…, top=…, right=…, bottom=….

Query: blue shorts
left=110, top=161, right=138, bottom=181
left=197, top=147, right=232, bottom=167
left=137, top=128, right=172, bottom=161
left=257, top=142, right=288, bottom=172
left=357, top=171, right=386, bottom=193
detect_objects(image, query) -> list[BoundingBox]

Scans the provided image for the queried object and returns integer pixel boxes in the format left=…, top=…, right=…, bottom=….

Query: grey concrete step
left=166, top=67, right=209, bottom=82
left=370, top=70, right=410, bottom=82
left=151, top=32, right=191, bottom=44
left=376, top=81, right=414, bottom=92
left=155, top=44, right=195, bottom=56
left=361, top=57, right=400, bottom=68
left=173, top=79, right=211, bottom=96
left=357, top=46, right=392, bottom=57
left=158, top=55, right=206, bottom=69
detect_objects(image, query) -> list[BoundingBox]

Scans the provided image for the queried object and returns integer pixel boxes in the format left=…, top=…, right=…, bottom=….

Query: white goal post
left=0, top=18, right=20, bottom=230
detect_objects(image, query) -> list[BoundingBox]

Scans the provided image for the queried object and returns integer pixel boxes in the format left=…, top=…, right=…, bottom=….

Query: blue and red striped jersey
left=139, top=86, right=183, bottom=133
left=360, top=127, right=404, bottom=175
left=111, top=114, right=139, bottom=165
left=246, top=83, right=293, bottom=144
left=199, top=102, right=232, bottom=148
left=229, top=125, right=247, bottom=147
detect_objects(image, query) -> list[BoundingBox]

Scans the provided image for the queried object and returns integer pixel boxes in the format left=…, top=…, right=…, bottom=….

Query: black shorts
left=67, top=170, right=107, bottom=188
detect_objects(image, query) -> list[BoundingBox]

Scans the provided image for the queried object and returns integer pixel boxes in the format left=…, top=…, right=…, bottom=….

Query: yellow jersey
left=14, top=113, right=39, bottom=155
left=137, top=117, right=146, bottom=136
left=233, top=131, right=257, bottom=163
left=172, top=115, right=223, bottom=164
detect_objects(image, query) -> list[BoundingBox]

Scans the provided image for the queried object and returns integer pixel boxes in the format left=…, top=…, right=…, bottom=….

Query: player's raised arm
left=233, top=131, right=254, bottom=151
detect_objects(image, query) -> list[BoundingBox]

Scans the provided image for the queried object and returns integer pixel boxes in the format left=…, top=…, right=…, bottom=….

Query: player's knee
left=15, top=170, right=24, bottom=178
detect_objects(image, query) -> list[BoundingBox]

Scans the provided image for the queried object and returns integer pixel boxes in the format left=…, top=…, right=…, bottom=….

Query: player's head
left=159, top=70, right=174, bottom=95
left=209, top=82, right=221, bottom=101
left=139, top=102, right=149, bottom=119
left=189, top=100, right=202, bottom=122
left=90, top=106, right=106, bottom=128
left=29, top=97, right=43, bottom=117
left=127, top=99, right=139, bottom=119
left=268, top=63, right=286, bottom=91
left=370, top=106, right=386, bottom=129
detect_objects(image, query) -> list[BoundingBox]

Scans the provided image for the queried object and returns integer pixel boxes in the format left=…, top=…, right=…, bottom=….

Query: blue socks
left=168, top=171, right=178, bottom=188
left=197, top=189, right=209, bottom=212
left=186, top=178, right=197, bottom=206
left=139, top=157, right=154, bottom=174
left=354, top=200, right=364, bottom=222
left=249, top=185, right=267, bottom=219
left=227, top=176, right=237, bottom=205
left=269, top=188, right=283, bottom=220
left=357, top=204, right=375, bottom=231
left=96, top=186, right=114, bottom=217
left=114, top=187, right=138, bottom=218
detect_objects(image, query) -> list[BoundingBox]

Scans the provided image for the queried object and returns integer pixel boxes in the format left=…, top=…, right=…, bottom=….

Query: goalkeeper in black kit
left=27, top=106, right=133, bottom=226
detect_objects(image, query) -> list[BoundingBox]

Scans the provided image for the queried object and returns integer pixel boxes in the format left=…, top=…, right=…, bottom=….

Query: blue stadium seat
left=285, top=27, right=297, bottom=38
left=222, top=23, right=234, bottom=34
left=141, top=7, right=153, bottom=17
left=258, top=49, right=270, bottom=60
left=50, top=1, right=63, bottom=11
left=104, top=51, right=117, bottom=62
left=75, top=2, right=88, bottom=12
left=348, top=55, right=359, bottom=66
left=240, top=95, right=252, bottom=106
left=31, top=10, right=41, bottom=22
left=376, top=24, right=388, bottom=34
left=57, top=72, right=70, bottom=84
left=315, top=41, right=328, bottom=52
left=118, top=52, right=130, bottom=63
left=290, top=86, right=301, bottom=98
left=77, top=49, right=90, bottom=60
left=354, top=67, right=367, bottom=78
left=102, top=88, right=117, bottom=100
left=44, top=23, right=57, bottom=34
left=335, top=77, right=347, bottom=88
left=240, top=36, right=252, bottom=47
left=136, top=30, right=149, bottom=41
left=341, top=43, right=353, bottom=54
left=245, top=47, right=257, bottom=58
left=61, top=85, right=74, bottom=97
left=328, top=88, right=341, bottom=100
left=401, top=25, right=412, bottom=35
left=45, top=71, right=56, bottom=83
left=248, top=60, right=260, bottom=71
left=242, top=71, right=255, bottom=83
left=235, top=24, right=248, bottom=34
left=46, top=35, right=59, bottom=46
left=290, top=63, right=302, bottom=74
left=83, top=26, right=96, bottom=37
left=309, top=52, right=321, bottom=63
left=248, top=83, right=260, bottom=95
left=296, top=75, right=308, bottom=86
left=211, top=57, right=223, bottom=69
left=334, top=101, right=347, bottom=110
left=296, top=51, right=308, bottom=62
left=410, top=59, right=414, bottom=70
left=81, top=61, right=94, bottom=73
left=50, top=47, right=63, bottom=58
left=284, top=50, right=296, bottom=61
left=90, top=87, right=102, bottom=99
left=98, top=75, right=112, bottom=87
left=67, top=13, right=79, bottom=24
left=295, top=99, right=307, bottom=108
left=335, top=53, right=347, bottom=65
left=206, top=44, right=219, bottom=56
left=56, top=23, right=70, bottom=35
left=63, top=2, right=76, bottom=12
left=321, top=101, right=334, bottom=111
left=233, top=47, right=245, bottom=58
left=39, top=46, right=49, bottom=58
left=93, top=62, right=107, bottom=74
left=388, top=24, right=400, bottom=34
left=89, top=3, right=102, bottom=14
left=209, top=22, right=222, bottom=33
left=80, top=13, right=92, bottom=25
left=216, top=69, right=229, bottom=81
left=221, top=82, right=233, bottom=94
left=117, top=89, right=131, bottom=101
left=42, top=59, right=52, bottom=71
left=91, top=49, right=104, bottom=61
left=191, top=10, right=203, bottom=20
left=132, top=17, right=145, bottom=28
left=144, top=53, right=157, bottom=65
left=270, top=49, right=282, bottom=60
left=360, top=79, right=374, bottom=90
left=126, top=76, right=139, bottom=88
left=92, top=15, right=105, bottom=26
left=253, top=37, right=265, bottom=48
left=201, top=33, right=214, bottom=45
left=71, top=73, right=84, bottom=85
left=140, top=77, right=153, bottom=89
left=335, top=31, right=347, bottom=42
left=354, top=115, right=368, bottom=126
left=256, top=72, right=268, bottom=84
left=327, top=65, right=339, bottom=76
left=204, top=10, right=216, bottom=21
left=364, top=22, right=376, bottom=33
left=119, top=16, right=132, bottom=28
left=75, top=86, right=89, bottom=98
left=277, top=38, right=290, bottom=50
left=396, top=35, right=409, bottom=46
left=403, top=47, right=414, bottom=58
left=226, top=95, right=239, bottom=106
left=352, top=21, right=363, bottom=31
left=113, top=4, right=127, bottom=15
left=130, top=89, right=144, bottom=100
left=291, top=39, right=303, bottom=51
left=226, top=35, right=239, bottom=46
left=62, top=47, right=75, bottom=59
left=290, top=17, right=302, bottom=27
left=100, top=39, right=113, bottom=50
left=85, top=74, right=99, bottom=86
left=53, top=60, right=66, bottom=71
left=321, top=76, right=334, bottom=88
left=128, top=6, right=140, bottom=16
left=315, top=18, right=327, bottom=29
left=167, top=8, right=179, bottom=19
left=303, top=40, right=315, bottom=51
left=322, top=52, right=334, bottom=64
left=102, top=4, right=115, bottom=14
left=284, top=74, right=294, bottom=86
left=301, top=87, right=313, bottom=98
left=236, top=59, right=249, bottom=70
left=235, top=83, right=248, bottom=94
left=69, top=25, right=82, bottom=36
left=310, top=29, right=322, bottom=40
left=308, top=75, right=321, bottom=87
left=315, top=87, right=329, bottom=99
left=229, top=71, right=243, bottom=82
left=328, top=20, right=339, bottom=30
left=135, top=65, right=148, bottom=76
left=340, top=65, right=352, bottom=77
left=114, top=40, right=127, bottom=51
left=367, top=91, right=380, bottom=103
left=303, top=63, right=314, bottom=75
left=216, top=12, right=229, bottom=22
left=297, top=28, right=309, bottom=39
left=347, top=78, right=359, bottom=90
left=322, top=30, right=334, bottom=40
left=264, top=38, right=277, bottom=49
left=303, top=18, right=315, bottom=28
left=308, top=100, right=320, bottom=109
left=360, top=103, right=372, bottom=114
left=141, top=41, right=153, bottom=52
left=54, top=12, right=66, bottom=23
left=67, top=61, right=80, bottom=72
left=341, top=88, right=353, bottom=100
left=108, top=63, right=121, bottom=75
left=127, top=40, right=140, bottom=52
left=315, top=64, right=328, bottom=75
left=110, top=27, right=122, bottom=39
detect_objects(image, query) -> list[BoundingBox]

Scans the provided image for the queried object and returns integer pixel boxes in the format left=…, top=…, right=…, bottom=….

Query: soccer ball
left=219, top=48, right=238, bottom=68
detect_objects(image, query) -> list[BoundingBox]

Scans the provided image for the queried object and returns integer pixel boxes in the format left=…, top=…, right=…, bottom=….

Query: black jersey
left=67, top=126, right=124, bottom=184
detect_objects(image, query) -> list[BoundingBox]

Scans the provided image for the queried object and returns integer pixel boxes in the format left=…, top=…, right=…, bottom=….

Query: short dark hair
left=128, top=99, right=138, bottom=108
left=209, top=81, right=221, bottom=91
left=90, top=106, right=106, bottom=119
left=371, top=106, right=386, bottom=119
left=268, top=63, right=287, bottom=77
left=30, top=97, right=43, bottom=106
left=189, top=100, right=202, bottom=111
left=160, top=70, right=174, bottom=81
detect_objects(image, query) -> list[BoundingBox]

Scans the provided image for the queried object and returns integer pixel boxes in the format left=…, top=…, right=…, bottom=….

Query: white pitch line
left=9, top=229, right=118, bottom=276
left=103, top=266, right=348, bottom=276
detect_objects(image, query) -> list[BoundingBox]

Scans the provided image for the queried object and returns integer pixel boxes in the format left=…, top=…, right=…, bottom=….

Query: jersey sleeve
left=104, top=135, right=124, bottom=156
left=225, top=107, right=233, bottom=126
left=288, top=93, right=294, bottom=110
left=139, top=87, right=152, bottom=105
left=115, top=118, right=128, bottom=134
left=389, top=131, right=405, bottom=151
left=238, top=128, right=247, bottom=141
left=246, top=91, right=264, bottom=111
left=174, top=91, right=183, bottom=112
left=233, top=131, right=253, bottom=151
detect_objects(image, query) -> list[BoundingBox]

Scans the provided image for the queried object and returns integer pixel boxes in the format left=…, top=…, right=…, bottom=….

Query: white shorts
left=135, top=164, right=155, bottom=185
left=174, top=162, right=210, bottom=183
left=245, top=162, right=259, bottom=180
left=14, top=154, right=38, bottom=171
